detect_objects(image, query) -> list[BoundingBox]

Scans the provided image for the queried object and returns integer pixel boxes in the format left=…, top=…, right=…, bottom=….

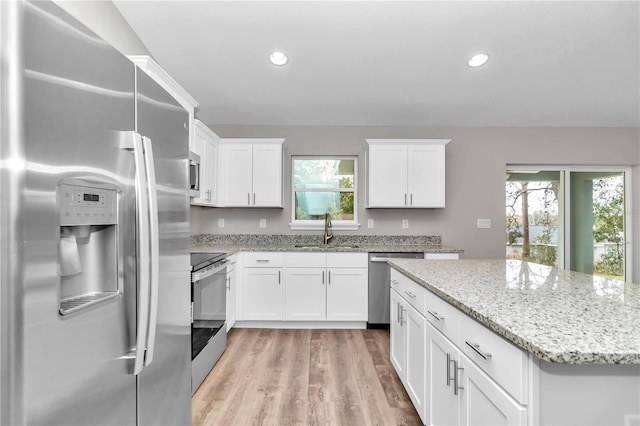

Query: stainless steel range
left=191, top=252, right=228, bottom=394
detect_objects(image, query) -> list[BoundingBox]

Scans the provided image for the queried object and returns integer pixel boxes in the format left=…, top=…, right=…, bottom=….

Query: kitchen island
left=387, top=258, right=640, bottom=425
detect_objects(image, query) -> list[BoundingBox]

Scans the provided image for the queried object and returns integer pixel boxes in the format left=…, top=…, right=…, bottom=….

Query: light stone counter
left=388, top=258, right=640, bottom=365
left=190, top=234, right=463, bottom=256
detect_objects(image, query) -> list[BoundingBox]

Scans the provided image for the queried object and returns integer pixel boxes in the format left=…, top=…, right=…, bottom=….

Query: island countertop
left=387, top=258, right=640, bottom=365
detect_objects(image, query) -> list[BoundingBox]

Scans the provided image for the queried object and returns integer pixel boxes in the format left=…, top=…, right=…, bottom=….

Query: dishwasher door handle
left=370, top=257, right=392, bottom=263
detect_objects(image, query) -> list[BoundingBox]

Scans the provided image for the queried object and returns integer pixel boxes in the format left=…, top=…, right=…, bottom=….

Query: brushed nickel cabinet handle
left=465, top=341, right=492, bottom=360
left=428, top=310, right=444, bottom=321
left=453, top=360, right=464, bottom=395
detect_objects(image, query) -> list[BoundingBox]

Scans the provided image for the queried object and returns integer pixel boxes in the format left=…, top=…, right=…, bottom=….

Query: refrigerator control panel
left=58, top=182, right=118, bottom=226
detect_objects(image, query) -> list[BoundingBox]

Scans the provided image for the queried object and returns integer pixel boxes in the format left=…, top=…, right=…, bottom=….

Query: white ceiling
left=114, top=1, right=639, bottom=128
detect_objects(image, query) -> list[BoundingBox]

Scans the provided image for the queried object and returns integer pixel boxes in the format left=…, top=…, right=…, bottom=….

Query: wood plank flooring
left=192, top=328, right=422, bottom=426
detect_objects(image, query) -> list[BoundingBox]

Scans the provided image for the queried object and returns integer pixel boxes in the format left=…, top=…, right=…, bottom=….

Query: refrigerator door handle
left=128, top=131, right=150, bottom=376
left=141, top=136, right=159, bottom=367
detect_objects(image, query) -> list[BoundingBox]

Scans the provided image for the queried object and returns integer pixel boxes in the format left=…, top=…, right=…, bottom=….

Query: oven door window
left=192, top=269, right=226, bottom=360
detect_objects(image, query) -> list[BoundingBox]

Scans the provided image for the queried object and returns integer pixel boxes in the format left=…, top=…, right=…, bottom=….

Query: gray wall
left=190, top=125, right=640, bottom=277
left=53, top=1, right=151, bottom=56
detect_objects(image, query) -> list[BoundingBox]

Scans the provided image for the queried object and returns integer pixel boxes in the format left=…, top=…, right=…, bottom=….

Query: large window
left=506, top=166, right=631, bottom=281
left=291, top=157, right=358, bottom=230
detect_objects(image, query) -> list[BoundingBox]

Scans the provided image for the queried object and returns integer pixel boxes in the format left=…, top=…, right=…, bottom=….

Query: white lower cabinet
left=426, top=323, right=460, bottom=426
left=242, top=262, right=283, bottom=321
left=325, top=267, right=367, bottom=321
left=405, top=302, right=427, bottom=421
left=392, top=268, right=527, bottom=426
left=390, top=289, right=406, bottom=378
left=237, top=252, right=367, bottom=325
left=284, top=268, right=325, bottom=320
left=225, top=254, right=237, bottom=330
left=459, top=352, right=527, bottom=426
left=391, top=288, right=427, bottom=423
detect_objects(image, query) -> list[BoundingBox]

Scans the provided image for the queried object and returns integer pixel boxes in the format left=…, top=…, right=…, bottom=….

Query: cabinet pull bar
left=397, top=302, right=401, bottom=323
left=322, top=271, right=325, bottom=284
left=247, top=193, right=250, bottom=205
left=256, top=259, right=270, bottom=263
left=253, top=193, right=256, bottom=204
left=404, top=290, right=416, bottom=299
left=428, top=310, right=444, bottom=321
left=446, top=353, right=452, bottom=387
left=278, top=270, right=281, bottom=284
left=404, top=193, right=407, bottom=205
left=328, top=270, right=331, bottom=284
left=453, top=360, right=464, bottom=395
left=410, top=193, right=413, bottom=205
left=465, top=341, right=492, bottom=360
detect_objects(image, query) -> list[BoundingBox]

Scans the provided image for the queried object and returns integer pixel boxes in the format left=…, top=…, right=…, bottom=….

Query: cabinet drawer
left=390, top=268, right=403, bottom=292
left=391, top=269, right=427, bottom=317
left=401, top=277, right=426, bottom=317
left=243, top=252, right=284, bottom=267
left=285, top=252, right=325, bottom=268
left=459, top=312, right=529, bottom=405
left=425, top=291, right=459, bottom=343
left=327, top=252, right=367, bottom=268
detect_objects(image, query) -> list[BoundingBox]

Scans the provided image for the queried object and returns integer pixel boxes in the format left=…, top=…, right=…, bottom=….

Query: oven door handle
left=192, top=260, right=228, bottom=282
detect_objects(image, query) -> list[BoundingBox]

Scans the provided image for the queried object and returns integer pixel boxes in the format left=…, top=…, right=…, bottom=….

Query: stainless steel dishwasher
left=368, top=252, right=424, bottom=328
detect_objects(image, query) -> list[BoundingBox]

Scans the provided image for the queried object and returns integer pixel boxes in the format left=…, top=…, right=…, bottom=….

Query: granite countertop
left=388, top=258, right=640, bottom=365
left=189, top=234, right=463, bottom=255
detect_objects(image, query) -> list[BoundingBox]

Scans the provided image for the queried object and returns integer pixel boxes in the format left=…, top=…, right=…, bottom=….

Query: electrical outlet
left=259, top=218, right=267, bottom=228
left=477, top=218, right=491, bottom=229
left=402, top=219, right=409, bottom=229
left=218, top=218, right=225, bottom=228
left=368, top=219, right=374, bottom=229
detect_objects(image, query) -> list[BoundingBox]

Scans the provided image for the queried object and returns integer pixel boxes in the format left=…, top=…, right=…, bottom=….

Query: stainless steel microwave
left=189, top=151, right=200, bottom=198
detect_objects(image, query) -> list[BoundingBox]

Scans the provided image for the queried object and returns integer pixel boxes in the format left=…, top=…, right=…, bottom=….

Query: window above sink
left=290, top=156, right=360, bottom=231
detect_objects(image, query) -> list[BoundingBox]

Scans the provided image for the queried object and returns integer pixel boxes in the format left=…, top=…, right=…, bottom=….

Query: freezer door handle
left=142, top=136, right=159, bottom=367
left=129, top=132, right=150, bottom=376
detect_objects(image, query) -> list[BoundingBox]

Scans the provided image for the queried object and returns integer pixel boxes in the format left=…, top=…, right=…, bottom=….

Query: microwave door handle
left=129, top=132, right=150, bottom=376
left=142, top=136, right=159, bottom=367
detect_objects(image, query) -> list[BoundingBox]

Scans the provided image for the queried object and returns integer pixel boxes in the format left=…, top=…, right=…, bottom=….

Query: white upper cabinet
left=220, top=139, right=284, bottom=207
left=191, top=120, right=219, bottom=206
left=366, top=139, right=450, bottom=208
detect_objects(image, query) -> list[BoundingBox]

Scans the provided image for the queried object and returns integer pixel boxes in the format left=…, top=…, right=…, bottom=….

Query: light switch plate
left=218, top=218, right=225, bottom=228
left=259, top=218, right=267, bottom=228
left=402, top=219, right=409, bottom=229
left=368, top=219, right=374, bottom=228
left=477, top=218, right=491, bottom=229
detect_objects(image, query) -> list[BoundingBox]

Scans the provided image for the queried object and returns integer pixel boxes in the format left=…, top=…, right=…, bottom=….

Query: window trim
left=290, top=156, right=360, bottom=231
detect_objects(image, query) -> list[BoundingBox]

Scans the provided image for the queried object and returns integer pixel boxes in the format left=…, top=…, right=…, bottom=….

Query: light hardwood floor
left=192, top=328, right=422, bottom=426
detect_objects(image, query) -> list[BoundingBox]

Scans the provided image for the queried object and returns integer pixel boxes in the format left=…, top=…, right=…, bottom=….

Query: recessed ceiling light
left=467, top=53, right=489, bottom=68
left=269, top=51, right=288, bottom=66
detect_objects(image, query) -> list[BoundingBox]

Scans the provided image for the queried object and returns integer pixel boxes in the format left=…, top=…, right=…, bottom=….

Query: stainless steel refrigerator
left=0, top=1, right=192, bottom=424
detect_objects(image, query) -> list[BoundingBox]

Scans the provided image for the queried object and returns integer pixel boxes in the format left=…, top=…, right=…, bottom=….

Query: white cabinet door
left=367, top=139, right=449, bottom=208
left=459, top=352, right=527, bottom=426
left=407, top=144, right=445, bottom=207
left=225, top=256, right=237, bottom=331
left=284, top=268, right=325, bottom=320
left=191, top=120, right=219, bottom=206
left=427, top=323, right=460, bottom=426
left=326, top=268, right=367, bottom=321
left=242, top=267, right=283, bottom=320
left=405, top=303, right=427, bottom=424
left=221, top=144, right=253, bottom=207
left=390, top=289, right=406, bottom=379
left=368, top=144, right=407, bottom=207
left=252, top=144, right=282, bottom=207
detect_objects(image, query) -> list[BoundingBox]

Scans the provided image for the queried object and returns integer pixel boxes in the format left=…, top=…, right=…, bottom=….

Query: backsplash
left=191, top=234, right=442, bottom=246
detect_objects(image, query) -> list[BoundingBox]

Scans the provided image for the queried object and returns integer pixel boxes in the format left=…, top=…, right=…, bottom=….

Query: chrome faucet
left=323, top=212, right=333, bottom=245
